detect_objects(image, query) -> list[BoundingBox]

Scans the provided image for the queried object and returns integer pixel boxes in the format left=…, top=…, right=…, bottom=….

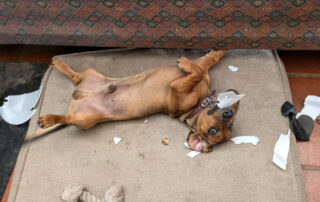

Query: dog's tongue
left=194, top=139, right=203, bottom=151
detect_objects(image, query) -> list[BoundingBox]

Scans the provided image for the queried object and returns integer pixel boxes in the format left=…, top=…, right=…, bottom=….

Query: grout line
left=18, top=45, right=27, bottom=62
left=287, top=73, right=320, bottom=78
left=302, top=165, right=320, bottom=171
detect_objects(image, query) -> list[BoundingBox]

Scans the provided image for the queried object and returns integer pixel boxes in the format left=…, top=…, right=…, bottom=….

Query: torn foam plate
left=296, top=95, right=320, bottom=120
left=217, top=91, right=245, bottom=109
left=0, top=87, right=42, bottom=125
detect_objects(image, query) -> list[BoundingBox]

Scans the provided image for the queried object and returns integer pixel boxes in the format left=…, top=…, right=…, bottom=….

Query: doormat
left=0, top=62, right=48, bottom=199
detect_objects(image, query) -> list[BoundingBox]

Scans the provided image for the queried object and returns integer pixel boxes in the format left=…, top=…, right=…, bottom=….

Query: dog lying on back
left=27, top=50, right=240, bottom=152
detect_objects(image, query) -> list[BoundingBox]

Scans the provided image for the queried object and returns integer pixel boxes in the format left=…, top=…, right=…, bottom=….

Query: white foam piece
left=296, top=95, right=320, bottom=120
left=230, top=136, right=260, bottom=145
left=0, top=87, right=42, bottom=125
left=272, top=129, right=291, bottom=170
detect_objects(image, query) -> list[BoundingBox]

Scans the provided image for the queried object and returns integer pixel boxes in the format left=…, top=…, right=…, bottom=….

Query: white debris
left=186, top=151, right=201, bottom=159
left=184, top=142, right=201, bottom=158
left=272, top=129, right=291, bottom=170
left=143, top=119, right=148, bottom=123
left=113, top=137, right=122, bottom=144
left=217, top=91, right=245, bottom=108
left=228, top=65, right=239, bottom=72
left=184, top=142, right=190, bottom=149
left=0, top=87, right=42, bottom=125
left=230, top=136, right=260, bottom=145
left=296, top=95, right=320, bottom=120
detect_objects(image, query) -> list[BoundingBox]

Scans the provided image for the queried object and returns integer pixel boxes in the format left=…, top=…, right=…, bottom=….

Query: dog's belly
left=70, top=66, right=185, bottom=120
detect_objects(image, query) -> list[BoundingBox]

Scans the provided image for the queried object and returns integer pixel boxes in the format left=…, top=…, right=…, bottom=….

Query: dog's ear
left=207, top=106, right=219, bottom=115
left=226, top=89, right=239, bottom=94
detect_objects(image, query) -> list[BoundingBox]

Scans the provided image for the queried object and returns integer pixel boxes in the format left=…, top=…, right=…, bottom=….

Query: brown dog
left=187, top=92, right=239, bottom=152
left=28, top=50, right=239, bottom=152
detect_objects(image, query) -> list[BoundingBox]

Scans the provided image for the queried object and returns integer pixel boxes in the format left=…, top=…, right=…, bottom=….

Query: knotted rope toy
left=61, top=184, right=124, bottom=202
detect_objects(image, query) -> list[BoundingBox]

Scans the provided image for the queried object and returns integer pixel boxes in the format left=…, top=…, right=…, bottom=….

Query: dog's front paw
left=38, top=115, right=57, bottom=128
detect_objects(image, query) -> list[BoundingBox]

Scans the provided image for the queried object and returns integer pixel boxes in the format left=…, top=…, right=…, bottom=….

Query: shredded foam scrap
left=272, top=129, right=291, bottom=170
left=217, top=91, right=245, bottom=109
left=230, top=136, right=260, bottom=145
left=228, top=65, right=239, bottom=72
left=184, top=142, right=201, bottom=158
left=186, top=151, right=201, bottom=158
left=114, top=137, right=122, bottom=144
left=296, top=95, right=320, bottom=120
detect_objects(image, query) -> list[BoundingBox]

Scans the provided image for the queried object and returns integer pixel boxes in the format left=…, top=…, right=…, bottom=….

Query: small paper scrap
left=272, top=129, right=291, bottom=170
left=228, top=65, right=239, bottom=72
left=143, top=119, right=148, bottom=123
left=114, top=137, right=121, bottom=144
left=230, top=136, right=260, bottom=145
left=187, top=151, right=201, bottom=158
left=184, top=142, right=201, bottom=158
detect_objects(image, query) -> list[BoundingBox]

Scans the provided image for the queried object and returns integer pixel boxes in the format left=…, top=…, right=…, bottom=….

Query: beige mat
left=8, top=49, right=304, bottom=202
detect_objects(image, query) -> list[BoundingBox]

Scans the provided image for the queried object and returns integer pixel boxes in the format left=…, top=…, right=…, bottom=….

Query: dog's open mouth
left=189, top=136, right=203, bottom=151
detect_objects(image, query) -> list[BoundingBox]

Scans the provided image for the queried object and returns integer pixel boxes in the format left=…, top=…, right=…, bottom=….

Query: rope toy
left=61, top=184, right=124, bottom=202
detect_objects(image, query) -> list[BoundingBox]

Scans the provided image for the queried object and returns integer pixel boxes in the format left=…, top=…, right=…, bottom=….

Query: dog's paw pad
left=37, top=119, right=44, bottom=128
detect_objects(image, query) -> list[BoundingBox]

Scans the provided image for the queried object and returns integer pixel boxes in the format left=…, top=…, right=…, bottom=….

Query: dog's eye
left=207, top=106, right=218, bottom=115
left=229, top=123, right=234, bottom=131
left=208, top=127, right=218, bottom=135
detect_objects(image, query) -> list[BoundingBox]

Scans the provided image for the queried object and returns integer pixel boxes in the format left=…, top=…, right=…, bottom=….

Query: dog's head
left=187, top=90, right=240, bottom=152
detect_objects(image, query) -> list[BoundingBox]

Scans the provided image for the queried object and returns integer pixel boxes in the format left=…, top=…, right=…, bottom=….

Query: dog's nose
left=222, top=109, right=233, bottom=119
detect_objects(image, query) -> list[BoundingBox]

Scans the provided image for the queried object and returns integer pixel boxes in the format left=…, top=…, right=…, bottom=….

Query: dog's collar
left=187, top=89, right=217, bottom=119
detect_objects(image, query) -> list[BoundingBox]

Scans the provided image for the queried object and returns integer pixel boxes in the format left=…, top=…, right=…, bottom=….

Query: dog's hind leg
left=38, top=113, right=102, bottom=130
left=52, top=60, right=82, bottom=85
left=195, top=50, right=226, bottom=72
left=170, top=56, right=203, bottom=92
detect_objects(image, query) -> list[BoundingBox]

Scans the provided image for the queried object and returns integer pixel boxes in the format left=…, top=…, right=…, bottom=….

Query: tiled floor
left=0, top=46, right=319, bottom=202
left=279, top=51, right=320, bottom=202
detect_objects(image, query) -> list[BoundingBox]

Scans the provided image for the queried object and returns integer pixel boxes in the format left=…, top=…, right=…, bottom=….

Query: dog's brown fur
left=27, top=50, right=239, bottom=152
left=187, top=96, right=239, bottom=152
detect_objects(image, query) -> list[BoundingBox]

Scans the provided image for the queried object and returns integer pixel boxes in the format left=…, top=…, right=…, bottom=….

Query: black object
left=0, top=62, right=48, bottom=200
left=281, top=101, right=314, bottom=141
left=222, top=108, right=233, bottom=119
left=281, top=101, right=296, bottom=116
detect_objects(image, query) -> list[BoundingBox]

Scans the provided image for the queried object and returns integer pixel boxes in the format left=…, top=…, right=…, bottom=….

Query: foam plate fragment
left=0, top=87, right=42, bottom=125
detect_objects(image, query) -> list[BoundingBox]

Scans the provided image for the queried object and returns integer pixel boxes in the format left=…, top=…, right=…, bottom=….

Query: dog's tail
left=24, top=124, right=66, bottom=141
left=195, top=50, right=227, bottom=72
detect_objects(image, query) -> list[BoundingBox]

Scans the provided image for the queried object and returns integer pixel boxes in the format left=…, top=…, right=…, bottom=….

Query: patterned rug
left=0, top=62, right=47, bottom=199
